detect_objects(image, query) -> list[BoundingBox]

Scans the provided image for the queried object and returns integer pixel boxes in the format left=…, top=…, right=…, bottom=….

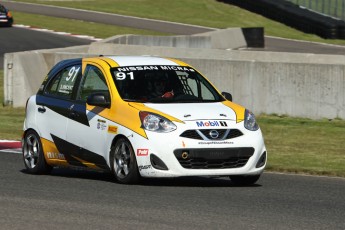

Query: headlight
left=244, top=109, right=259, bottom=131
left=139, top=111, right=176, bottom=132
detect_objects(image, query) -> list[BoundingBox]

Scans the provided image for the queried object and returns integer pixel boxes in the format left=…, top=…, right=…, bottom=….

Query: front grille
left=174, top=147, right=254, bottom=169
left=180, top=129, right=243, bottom=140
left=180, top=130, right=203, bottom=140
left=199, top=129, right=227, bottom=140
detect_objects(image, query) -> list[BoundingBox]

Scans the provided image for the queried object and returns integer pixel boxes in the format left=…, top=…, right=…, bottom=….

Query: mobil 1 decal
left=196, top=120, right=228, bottom=127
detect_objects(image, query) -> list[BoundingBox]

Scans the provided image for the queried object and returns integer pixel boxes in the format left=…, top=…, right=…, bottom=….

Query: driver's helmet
left=146, top=72, right=168, bottom=97
left=153, top=78, right=166, bottom=95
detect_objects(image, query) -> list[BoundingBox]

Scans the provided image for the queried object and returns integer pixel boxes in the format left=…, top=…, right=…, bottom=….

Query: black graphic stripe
left=36, top=95, right=90, bottom=127
left=51, top=134, right=109, bottom=170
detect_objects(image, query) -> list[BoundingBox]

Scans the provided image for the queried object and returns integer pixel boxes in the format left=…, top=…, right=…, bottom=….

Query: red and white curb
left=13, top=24, right=102, bottom=41
left=0, top=140, right=22, bottom=154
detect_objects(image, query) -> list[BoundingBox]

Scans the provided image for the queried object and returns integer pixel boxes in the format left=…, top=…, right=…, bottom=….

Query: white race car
left=23, top=56, right=267, bottom=185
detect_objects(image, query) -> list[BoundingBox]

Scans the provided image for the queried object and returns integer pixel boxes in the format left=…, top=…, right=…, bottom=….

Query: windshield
left=0, top=5, right=6, bottom=13
left=112, top=65, right=224, bottom=103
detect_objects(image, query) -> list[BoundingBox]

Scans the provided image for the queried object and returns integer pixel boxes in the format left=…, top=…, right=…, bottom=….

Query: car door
left=36, top=61, right=82, bottom=149
left=65, top=62, right=111, bottom=170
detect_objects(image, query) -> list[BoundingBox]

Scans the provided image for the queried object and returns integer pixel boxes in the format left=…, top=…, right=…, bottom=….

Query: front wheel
left=22, top=130, right=52, bottom=174
left=110, top=137, right=139, bottom=184
left=229, top=174, right=261, bottom=186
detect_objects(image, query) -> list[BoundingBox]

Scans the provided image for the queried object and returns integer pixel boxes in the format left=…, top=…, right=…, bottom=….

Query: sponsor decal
left=198, top=141, right=234, bottom=145
left=117, top=66, right=159, bottom=72
left=139, top=165, right=152, bottom=171
left=137, top=149, right=149, bottom=156
left=58, top=84, right=73, bottom=94
left=196, top=121, right=228, bottom=127
left=47, top=152, right=65, bottom=160
left=97, top=119, right=107, bottom=130
left=160, top=66, right=195, bottom=72
left=108, top=125, right=118, bottom=134
left=219, top=121, right=228, bottom=127
left=115, top=65, right=195, bottom=72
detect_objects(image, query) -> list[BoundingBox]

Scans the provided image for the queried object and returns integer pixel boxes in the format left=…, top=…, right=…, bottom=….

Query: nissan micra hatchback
left=23, top=56, right=267, bottom=185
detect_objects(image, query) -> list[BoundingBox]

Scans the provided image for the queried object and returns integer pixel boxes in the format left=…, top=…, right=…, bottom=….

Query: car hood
left=143, top=102, right=238, bottom=122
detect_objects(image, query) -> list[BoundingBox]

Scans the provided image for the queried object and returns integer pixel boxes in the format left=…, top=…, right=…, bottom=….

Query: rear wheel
left=110, top=137, right=139, bottom=184
left=22, top=130, right=52, bottom=174
left=229, top=174, right=261, bottom=186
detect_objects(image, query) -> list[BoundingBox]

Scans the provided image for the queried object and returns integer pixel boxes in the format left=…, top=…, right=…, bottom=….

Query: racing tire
left=110, top=137, right=139, bottom=184
left=22, top=130, right=52, bottom=174
left=229, top=174, right=261, bottom=186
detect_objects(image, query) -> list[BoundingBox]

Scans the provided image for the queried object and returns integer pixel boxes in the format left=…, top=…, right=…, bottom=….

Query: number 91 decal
left=116, top=72, right=134, bottom=80
left=66, top=66, right=80, bottom=82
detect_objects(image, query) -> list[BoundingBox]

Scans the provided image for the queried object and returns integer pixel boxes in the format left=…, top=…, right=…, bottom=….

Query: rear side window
left=45, top=65, right=81, bottom=99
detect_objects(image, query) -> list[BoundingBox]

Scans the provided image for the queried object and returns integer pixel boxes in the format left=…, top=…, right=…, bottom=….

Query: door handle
left=38, top=107, right=46, bottom=113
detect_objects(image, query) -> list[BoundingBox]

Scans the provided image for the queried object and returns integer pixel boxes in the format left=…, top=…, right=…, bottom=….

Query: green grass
left=12, top=0, right=345, bottom=45
left=258, top=115, right=345, bottom=177
left=13, top=12, right=169, bottom=39
left=0, top=70, right=25, bottom=140
left=0, top=107, right=24, bottom=140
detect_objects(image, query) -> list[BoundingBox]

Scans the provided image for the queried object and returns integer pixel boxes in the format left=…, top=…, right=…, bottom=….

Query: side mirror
left=87, top=93, right=110, bottom=108
left=221, top=92, right=232, bottom=101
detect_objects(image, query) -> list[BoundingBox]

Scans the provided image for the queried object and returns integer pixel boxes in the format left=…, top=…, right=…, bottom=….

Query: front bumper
left=130, top=120, right=267, bottom=178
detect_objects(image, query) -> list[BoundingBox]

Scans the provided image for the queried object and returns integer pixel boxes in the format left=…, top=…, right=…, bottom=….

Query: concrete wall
left=184, top=59, right=345, bottom=119
left=4, top=46, right=91, bottom=106
left=3, top=32, right=345, bottom=120
left=100, top=28, right=247, bottom=50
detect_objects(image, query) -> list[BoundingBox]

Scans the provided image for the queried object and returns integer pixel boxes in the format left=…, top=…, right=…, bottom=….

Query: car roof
left=83, top=55, right=190, bottom=68
left=107, top=56, right=181, bottom=67
left=48, top=56, right=191, bottom=75
left=48, top=58, right=81, bottom=77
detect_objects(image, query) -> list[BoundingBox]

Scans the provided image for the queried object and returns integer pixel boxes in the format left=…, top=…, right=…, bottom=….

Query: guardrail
left=287, top=0, right=345, bottom=21
left=219, top=0, right=345, bottom=39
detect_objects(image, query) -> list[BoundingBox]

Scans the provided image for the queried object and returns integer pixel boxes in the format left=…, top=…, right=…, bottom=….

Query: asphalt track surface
left=1, top=2, right=345, bottom=229
left=0, top=26, right=92, bottom=69
left=1, top=151, right=345, bottom=229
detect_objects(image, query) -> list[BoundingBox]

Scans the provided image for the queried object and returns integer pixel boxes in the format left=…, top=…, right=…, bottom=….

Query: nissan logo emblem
left=209, top=130, right=219, bottom=139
